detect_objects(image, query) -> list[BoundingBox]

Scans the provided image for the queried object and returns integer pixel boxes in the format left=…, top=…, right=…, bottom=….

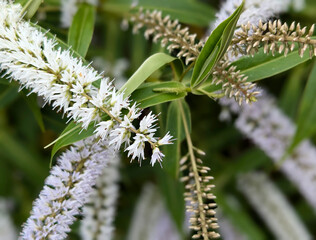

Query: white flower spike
left=0, top=0, right=172, bottom=166
left=20, top=137, right=115, bottom=240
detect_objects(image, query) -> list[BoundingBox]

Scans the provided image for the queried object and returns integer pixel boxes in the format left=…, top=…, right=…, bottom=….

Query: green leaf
left=191, top=0, right=244, bottom=88
left=279, top=66, right=306, bottom=118
left=289, top=61, right=316, bottom=151
left=119, top=53, right=178, bottom=98
left=23, top=93, right=45, bottom=132
left=48, top=121, right=96, bottom=162
left=163, top=100, right=191, bottom=178
left=233, top=44, right=313, bottom=82
left=131, top=82, right=187, bottom=108
left=68, top=3, right=96, bottom=57
left=16, top=0, right=42, bottom=19
left=103, top=0, right=215, bottom=27
left=0, top=85, right=19, bottom=110
left=191, top=44, right=219, bottom=87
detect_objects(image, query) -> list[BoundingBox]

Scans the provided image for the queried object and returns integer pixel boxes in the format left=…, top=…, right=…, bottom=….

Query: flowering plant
left=0, top=0, right=315, bottom=239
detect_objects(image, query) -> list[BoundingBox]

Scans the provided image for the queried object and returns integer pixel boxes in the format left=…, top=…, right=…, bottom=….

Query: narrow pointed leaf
left=191, top=0, right=244, bottom=88
left=289, top=61, right=316, bottom=150
left=119, top=53, right=179, bottom=98
left=16, top=0, right=42, bottom=19
left=68, top=3, right=95, bottom=57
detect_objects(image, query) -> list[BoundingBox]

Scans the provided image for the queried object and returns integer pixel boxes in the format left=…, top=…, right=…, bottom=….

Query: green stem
left=179, top=61, right=195, bottom=82
left=198, top=88, right=225, bottom=99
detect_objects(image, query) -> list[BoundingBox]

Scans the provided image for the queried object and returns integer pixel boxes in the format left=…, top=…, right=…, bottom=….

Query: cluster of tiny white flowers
left=238, top=172, right=311, bottom=240
left=0, top=199, right=17, bottom=240
left=219, top=92, right=316, bottom=210
left=20, top=136, right=115, bottom=240
left=80, top=153, right=120, bottom=240
left=127, top=184, right=182, bottom=240
left=0, top=0, right=172, bottom=166
left=61, top=0, right=98, bottom=27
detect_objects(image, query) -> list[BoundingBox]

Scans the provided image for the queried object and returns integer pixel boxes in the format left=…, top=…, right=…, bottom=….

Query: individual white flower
left=125, top=134, right=147, bottom=161
left=80, top=153, right=120, bottom=240
left=127, top=103, right=142, bottom=120
left=139, top=111, right=158, bottom=134
left=0, top=0, right=171, bottom=165
left=20, top=136, right=115, bottom=240
left=110, top=127, right=131, bottom=150
left=151, top=147, right=164, bottom=166
left=157, top=132, right=173, bottom=146
left=238, top=172, right=311, bottom=240
left=109, top=90, right=129, bottom=118
left=120, top=115, right=135, bottom=130
left=95, top=120, right=115, bottom=139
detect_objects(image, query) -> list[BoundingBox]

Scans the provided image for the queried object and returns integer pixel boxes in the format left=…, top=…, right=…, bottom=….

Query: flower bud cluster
left=231, top=20, right=316, bottom=58
left=130, top=8, right=203, bottom=65
left=180, top=153, right=220, bottom=239
left=212, top=57, right=260, bottom=105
